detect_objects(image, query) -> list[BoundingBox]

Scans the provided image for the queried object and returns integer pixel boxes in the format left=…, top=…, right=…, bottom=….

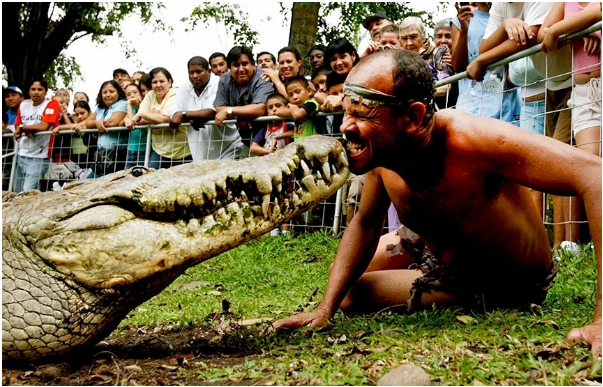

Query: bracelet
left=275, top=82, right=283, bottom=87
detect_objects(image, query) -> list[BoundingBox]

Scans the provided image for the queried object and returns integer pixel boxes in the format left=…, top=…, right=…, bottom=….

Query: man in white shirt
left=169, top=56, right=243, bottom=161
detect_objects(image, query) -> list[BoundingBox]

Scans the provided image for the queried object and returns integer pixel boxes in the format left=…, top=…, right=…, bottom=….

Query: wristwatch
left=226, top=107, right=233, bottom=118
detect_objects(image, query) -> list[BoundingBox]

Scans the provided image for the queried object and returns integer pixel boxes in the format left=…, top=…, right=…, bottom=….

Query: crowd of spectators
left=2, top=2, right=601, bottom=242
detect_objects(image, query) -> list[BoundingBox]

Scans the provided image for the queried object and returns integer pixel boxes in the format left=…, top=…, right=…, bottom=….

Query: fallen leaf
left=172, top=281, right=211, bottom=291
left=353, top=330, right=368, bottom=339
left=527, top=369, right=540, bottom=383
left=457, top=315, right=477, bottom=325
left=338, top=334, right=348, bottom=343
left=87, top=374, right=113, bottom=382
left=175, top=352, right=195, bottom=360
left=201, top=262, right=211, bottom=269
left=364, top=344, right=393, bottom=354
left=124, top=365, right=143, bottom=373
left=169, top=358, right=179, bottom=365
left=208, top=291, right=222, bottom=297
left=178, top=303, right=188, bottom=310
left=159, top=365, right=178, bottom=371
left=128, top=379, right=140, bottom=386
left=153, top=378, right=165, bottom=386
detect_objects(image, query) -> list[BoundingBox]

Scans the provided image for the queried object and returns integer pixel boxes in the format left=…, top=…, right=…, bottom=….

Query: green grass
left=119, top=232, right=601, bottom=385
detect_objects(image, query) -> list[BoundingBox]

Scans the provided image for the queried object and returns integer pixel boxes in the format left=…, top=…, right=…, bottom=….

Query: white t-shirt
left=170, top=73, right=243, bottom=161
left=484, top=2, right=553, bottom=96
left=15, top=98, right=60, bottom=158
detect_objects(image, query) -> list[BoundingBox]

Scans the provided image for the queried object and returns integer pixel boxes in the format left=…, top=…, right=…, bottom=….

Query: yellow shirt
left=139, top=88, right=190, bottom=160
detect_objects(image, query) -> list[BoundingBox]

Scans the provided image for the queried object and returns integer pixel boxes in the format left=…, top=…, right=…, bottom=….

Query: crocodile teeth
left=240, top=190, right=248, bottom=202
left=262, top=194, right=271, bottom=219
left=331, top=164, right=336, bottom=176
left=338, top=152, right=348, bottom=167
left=227, top=191, right=233, bottom=201
left=300, top=160, right=310, bottom=176
left=322, top=162, right=331, bottom=180
left=276, top=182, right=282, bottom=192
left=301, top=175, right=317, bottom=192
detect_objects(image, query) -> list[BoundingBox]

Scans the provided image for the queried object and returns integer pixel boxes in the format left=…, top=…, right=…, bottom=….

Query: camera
left=459, top=2, right=470, bottom=6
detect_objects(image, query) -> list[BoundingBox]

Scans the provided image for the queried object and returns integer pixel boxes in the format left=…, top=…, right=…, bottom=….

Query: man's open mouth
left=347, top=139, right=366, bottom=156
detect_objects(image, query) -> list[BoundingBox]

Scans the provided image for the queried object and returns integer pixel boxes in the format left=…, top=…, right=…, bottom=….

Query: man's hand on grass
left=270, top=310, right=330, bottom=331
left=567, top=322, right=602, bottom=357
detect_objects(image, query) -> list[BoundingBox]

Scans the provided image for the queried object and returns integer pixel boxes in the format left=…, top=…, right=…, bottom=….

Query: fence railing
left=3, top=21, right=601, bottom=240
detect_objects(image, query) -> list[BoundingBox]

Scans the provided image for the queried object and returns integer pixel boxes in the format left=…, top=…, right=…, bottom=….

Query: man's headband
left=342, top=81, right=433, bottom=109
left=342, top=81, right=402, bottom=108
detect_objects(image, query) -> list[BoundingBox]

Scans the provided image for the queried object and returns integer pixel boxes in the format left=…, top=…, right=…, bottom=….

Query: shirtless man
left=273, top=50, right=602, bottom=356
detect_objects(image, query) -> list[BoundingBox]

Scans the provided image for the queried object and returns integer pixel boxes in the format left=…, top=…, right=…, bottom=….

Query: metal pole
left=333, top=187, right=343, bottom=236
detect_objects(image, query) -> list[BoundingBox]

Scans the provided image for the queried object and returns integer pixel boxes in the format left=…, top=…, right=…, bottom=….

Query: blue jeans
left=520, top=99, right=545, bottom=136
left=125, top=150, right=147, bottom=170
left=148, top=150, right=192, bottom=170
left=14, top=155, right=49, bottom=192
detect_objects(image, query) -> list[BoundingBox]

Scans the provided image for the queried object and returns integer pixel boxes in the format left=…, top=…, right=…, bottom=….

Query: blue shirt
left=452, top=11, right=521, bottom=125
left=96, top=99, right=129, bottom=150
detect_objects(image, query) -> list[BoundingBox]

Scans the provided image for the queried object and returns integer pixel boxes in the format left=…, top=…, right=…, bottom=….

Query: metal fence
left=2, top=21, right=601, bottom=241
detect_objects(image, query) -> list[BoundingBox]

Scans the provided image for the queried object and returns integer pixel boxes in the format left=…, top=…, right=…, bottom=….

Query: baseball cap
left=6, top=86, right=23, bottom=95
left=362, top=13, right=392, bottom=30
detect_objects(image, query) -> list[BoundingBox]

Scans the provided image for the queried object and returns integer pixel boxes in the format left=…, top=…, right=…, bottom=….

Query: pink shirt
left=565, top=2, right=602, bottom=75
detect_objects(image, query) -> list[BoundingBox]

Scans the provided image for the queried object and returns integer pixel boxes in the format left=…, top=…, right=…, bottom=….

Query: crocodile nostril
left=132, top=167, right=145, bottom=177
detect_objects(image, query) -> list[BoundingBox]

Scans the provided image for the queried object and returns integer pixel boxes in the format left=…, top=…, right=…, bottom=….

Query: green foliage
left=315, top=3, right=435, bottom=48
left=44, top=53, right=83, bottom=91
left=3, top=2, right=166, bottom=89
left=185, top=3, right=260, bottom=49
left=119, top=234, right=601, bottom=385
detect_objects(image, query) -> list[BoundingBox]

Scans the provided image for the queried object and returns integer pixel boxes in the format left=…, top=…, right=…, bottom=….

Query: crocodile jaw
left=27, top=136, right=349, bottom=289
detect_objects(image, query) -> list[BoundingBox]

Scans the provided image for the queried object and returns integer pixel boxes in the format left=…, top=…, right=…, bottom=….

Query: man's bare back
left=273, top=50, right=602, bottom=356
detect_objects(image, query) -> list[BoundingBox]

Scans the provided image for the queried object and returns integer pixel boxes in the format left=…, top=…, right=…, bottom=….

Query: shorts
left=386, top=227, right=558, bottom=311
left=545, top=87, right=572, bottom=144
left=520, top=99, right=545, bottom=136
left=568, top=77, right=601, bottom=135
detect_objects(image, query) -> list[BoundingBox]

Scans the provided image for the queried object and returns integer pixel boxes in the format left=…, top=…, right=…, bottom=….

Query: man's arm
left=273, top=169, right=391, bottom=329
left=462, top=113, right=602, bottom=356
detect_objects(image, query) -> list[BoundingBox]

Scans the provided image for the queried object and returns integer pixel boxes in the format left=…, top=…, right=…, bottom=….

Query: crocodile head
left=2, top=135, right=349, bottom=360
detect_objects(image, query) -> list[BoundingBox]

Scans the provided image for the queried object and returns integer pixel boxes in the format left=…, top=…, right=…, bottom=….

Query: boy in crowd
left=275, top=76, right=326, bottom=141
left=113, top=68, right=131, bottom=90
left=257, top=52, right=277, bottom=70
left=311, top=68, right=331, bottom=94
left=209, top=52, right=229, bottom=76
left=250, top=93, right=294, bottom=156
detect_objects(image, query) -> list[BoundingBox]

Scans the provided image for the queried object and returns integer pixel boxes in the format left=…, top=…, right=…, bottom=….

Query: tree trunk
left=288, top=2, right=320, bottom=75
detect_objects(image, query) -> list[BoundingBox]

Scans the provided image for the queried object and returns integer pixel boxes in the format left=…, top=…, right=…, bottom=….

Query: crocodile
left=2, top=135, right=349, bottom=360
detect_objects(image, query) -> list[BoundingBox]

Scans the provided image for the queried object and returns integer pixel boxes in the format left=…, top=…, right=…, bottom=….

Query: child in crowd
left=379, top=24, right=402, bottom=50
left=73, top=92, right=89, bottom=105
left=251, top=94, right=294, bottom=156
left=251, top=93, right=295, bottom=236
left=51, top=94, right=72, bottom=162
left=123, top=82, right=147, bottom=169
left=275, top=76, right=326, bottom=140
left=311, top=68, right=331, bottom=94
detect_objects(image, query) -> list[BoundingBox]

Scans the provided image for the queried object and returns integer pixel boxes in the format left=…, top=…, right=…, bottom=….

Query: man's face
left=435, top=28, right=453, bottom=48
left=400, top=26, right=424, bottom=53
left=257, top=54, right=276, bottom=70
left=309, top=49, right=325, bottom=71
left=369, top=18, right=392, bottom=41
left=29, top=82, right=47, bottom=105
left=266, top=97, right=286, bottom=116
left=230, top=54, right=255, bottom=86
left=379, top=32, right=402, bottom=49
left=339, top=58, right=403, bottom=174
left=210, top=57, right=228, bottom=76
left=286, top=82, right=311, bottom=106
left=4, top=92, right=23, bottom=109
left=113, top=72, right=131, bottom=84
left=328, top=83, right=343, bottom=97
left=312, top=74, right=328, bottom=94
left=188, top=64, right=210, bottom=90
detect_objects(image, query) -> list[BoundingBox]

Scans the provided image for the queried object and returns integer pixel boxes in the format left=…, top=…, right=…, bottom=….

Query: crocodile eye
left=131, top=167, right=147, bottom=177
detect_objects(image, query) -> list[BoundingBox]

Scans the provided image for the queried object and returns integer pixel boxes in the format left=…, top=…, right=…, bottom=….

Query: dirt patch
left=2, top=321, right=271, bottom=386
